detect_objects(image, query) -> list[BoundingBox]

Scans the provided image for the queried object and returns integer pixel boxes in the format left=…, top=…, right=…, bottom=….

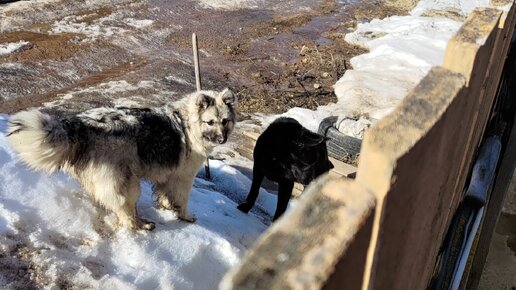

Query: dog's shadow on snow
left=230, top=165, right=280, bottom=193
left=194, top=165, right=275, bottom=228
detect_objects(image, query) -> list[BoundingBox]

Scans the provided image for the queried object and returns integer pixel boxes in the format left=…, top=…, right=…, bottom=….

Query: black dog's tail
left=6, top=110, right=70, bottom=173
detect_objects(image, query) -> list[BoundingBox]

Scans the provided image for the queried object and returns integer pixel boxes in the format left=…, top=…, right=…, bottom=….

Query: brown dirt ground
left=0, top=0, right=408, bottom=117
left=165, top=0, right=407, bottom=118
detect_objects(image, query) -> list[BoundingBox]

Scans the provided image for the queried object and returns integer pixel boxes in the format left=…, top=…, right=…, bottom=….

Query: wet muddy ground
left=0, top=0, right=405, bottom=117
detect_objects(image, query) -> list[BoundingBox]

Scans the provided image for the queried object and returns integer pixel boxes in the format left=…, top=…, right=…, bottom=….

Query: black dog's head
left=289, top=129, right=334, bottom=185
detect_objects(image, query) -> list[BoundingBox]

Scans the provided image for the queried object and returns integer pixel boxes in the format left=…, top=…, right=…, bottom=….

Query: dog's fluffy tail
left=7, top=110, right=69, bottom=173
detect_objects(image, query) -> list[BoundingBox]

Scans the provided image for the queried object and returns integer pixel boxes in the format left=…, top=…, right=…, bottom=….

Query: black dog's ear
left=295, top=131, right=326, bottom=148
left=220, top=88, right=237, bottom=108
left=196, top=93, right=214, bottom=110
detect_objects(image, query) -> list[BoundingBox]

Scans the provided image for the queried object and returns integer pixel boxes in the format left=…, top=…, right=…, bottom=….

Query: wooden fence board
left=221, top=177, right=375, bottom=290
left=357, top=67, right=468, bottom=290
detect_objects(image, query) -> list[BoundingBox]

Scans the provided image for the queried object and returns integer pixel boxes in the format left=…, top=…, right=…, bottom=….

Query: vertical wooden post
left=192, top=33, right=211, bottom=179
left=192, top=33, right=202, bottom=92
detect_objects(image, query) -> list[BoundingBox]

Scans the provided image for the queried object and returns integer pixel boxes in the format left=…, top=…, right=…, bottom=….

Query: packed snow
left=0, top=114, right=280, bottom=289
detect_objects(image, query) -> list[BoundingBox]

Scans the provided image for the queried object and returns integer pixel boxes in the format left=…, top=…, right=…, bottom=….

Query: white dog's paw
left=135, top=218, right=156, bottom=231
left=178, top=212, right=197, bottom=223
left=119, top=217, right=155, bottom=231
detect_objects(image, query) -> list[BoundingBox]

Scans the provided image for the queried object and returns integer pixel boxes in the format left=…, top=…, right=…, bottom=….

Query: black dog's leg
left=273, top=180, right=294, bottom=221
left=237, top=166, right=265, bottom=213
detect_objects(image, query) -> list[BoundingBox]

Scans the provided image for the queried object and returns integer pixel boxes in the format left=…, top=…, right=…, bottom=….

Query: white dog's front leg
left=157, top=174, right=196, bottom=222
left=171, top=174, right=197, bottom=222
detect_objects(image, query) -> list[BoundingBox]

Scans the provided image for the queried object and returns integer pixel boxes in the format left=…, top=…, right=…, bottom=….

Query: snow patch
left=124, top=18, right=154, bottom=29
left=0, top=41, right=31, bottom=56
left=165, top=75, right=193, bottom=86
left=196, top=0, right=264, bottom=10
left=43, top=80, right=158, bottom=107
left=50, top=14, right=127, bottom=40
left=336, top=15, right=461, bottom=120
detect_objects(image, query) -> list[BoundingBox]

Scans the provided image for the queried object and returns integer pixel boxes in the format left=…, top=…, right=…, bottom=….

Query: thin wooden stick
left=192, top=33, right=202, bottom=92
left=192, top=33, right=211, bottom=179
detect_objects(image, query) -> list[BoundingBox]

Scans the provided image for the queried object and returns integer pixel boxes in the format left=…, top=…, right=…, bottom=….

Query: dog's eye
left=222, top=119, right=228, bottom=126
left=206, top=120, right=215, bottom=126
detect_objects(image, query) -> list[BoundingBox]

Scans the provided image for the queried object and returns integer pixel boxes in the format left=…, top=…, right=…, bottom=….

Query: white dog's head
left=181, top=88, right=237, bottom=150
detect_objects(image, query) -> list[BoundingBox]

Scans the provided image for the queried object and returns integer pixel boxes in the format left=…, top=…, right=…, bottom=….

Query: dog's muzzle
left=203, top=131, right=227, bottom=144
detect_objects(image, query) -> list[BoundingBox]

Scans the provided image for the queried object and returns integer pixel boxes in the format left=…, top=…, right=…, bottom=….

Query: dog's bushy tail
left=7, top=110, right=69, bottom=173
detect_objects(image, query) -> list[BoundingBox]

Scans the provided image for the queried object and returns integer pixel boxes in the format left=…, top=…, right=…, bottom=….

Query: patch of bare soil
left=0, top=31, right=86, bottom=63
left=74, top=7, right=114, bottom=24
left=0, top=58, right=148, bottom=114
left=233, top=39, right=366, bottom=115
left=350, top=1, right=409, bottom=22
left=165, top=0, right=402, bottom=117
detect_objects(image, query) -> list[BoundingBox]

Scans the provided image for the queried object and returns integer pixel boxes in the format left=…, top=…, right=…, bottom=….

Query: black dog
left=237, top=117, right=334, bottom=220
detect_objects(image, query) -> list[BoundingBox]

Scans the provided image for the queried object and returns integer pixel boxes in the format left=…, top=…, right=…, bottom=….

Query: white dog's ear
left=220, top=88, right=237, bottom=108
left=196, top=93, right=214, bottom=110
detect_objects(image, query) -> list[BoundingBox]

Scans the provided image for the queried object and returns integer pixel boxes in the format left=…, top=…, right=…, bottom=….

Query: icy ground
left=0, top=114, right=279, bottom=289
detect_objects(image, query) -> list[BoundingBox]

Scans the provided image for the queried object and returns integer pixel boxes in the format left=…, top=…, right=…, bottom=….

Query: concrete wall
left=221, top=2, right=516, bottom=290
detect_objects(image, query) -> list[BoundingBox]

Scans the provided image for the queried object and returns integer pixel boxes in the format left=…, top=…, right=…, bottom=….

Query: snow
left=124, top=18, right=154, bottom=29
left=49, top=10, right=152, bottom=40
left=0, top=114, right=278, bottom=289
left=195, top=0, right=264, bottom=10
left=0, top=41, right=31, bottom=56
left=335, top=16, right=462, bottom=120
left=50, top=15, right=128, bottom=40
left=0, top=0, right=138, bottom=34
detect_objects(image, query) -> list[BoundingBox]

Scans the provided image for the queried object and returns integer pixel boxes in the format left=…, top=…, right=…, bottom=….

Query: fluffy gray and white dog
left=6, top=88, right=237, bottom=231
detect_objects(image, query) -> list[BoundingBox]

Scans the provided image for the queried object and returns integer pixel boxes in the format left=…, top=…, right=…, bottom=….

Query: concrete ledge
left=220, top=176, right=375, bottom=290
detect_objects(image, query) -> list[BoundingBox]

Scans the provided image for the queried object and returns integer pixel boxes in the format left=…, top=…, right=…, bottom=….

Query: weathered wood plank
left=220, top=177, right=375, bottom=290
left=443, top=8, right=502, bottom=221
left=358, top=66, right=468, bottom=290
